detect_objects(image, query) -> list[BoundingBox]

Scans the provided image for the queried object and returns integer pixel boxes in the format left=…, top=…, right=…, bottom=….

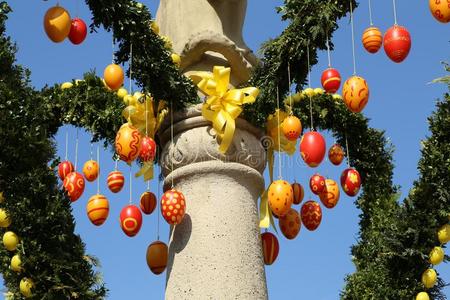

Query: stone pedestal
left=159, top=105, right=268, bottom=299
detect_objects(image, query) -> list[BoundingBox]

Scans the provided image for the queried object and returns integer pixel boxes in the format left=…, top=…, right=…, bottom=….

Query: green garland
left=0, top=0, right=448, bottom=298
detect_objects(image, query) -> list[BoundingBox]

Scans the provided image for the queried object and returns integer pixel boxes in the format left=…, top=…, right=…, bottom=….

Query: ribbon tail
left=259, top=189, right=270, bottom=228
left=135, top=162, right=154, bottom=181
left=218, top=113, right=235, bottom=153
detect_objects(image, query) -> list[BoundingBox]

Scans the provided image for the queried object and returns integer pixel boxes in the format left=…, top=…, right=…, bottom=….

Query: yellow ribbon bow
left=259, top=109, right=297, bottom=229
left=190, top=66, right=259, bottom=153
left=122, top=95, right=168, bottom=181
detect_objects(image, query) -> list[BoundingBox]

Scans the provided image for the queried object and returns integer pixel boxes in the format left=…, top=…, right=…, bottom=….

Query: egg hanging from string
left=161, top=189, right=186, bottom=225
left=319, top=179, right=340, bottom=209
left=362, top=26, right=383, bottom=53
left=261, top=232, right=279, bottom=265
left=103, top=64, right=124, bottom=90
left=68, top=18, right=87, bottom=45
left=421, top=268, right=437, bottom=289
left=63, top=171, right=85, bottom=202
left=383, top=25, right=412, bottom=63
left=115, top=123, right=142, bottom=163
left=140, top=191, right=157, bottom=215
left=139, top=136, right=157, bottom=162
left=309, top=174, right=326, bottom=195
left=416, top=292, right=430, bottom=300
left=328, top=144, right=345, bottom=166
left=0, top=208, right=11, bottom=228
left=11, top=254, right=23, bottom=272
left=58, top=160, right=74, bottom=181
left=429, top=0, right=450, bottom=23
left=340, top=168, right=361, bottom=197
left=291, top=182, right=304, bottom=205
left=107, top=170, right=125, bottom=193
left=279, top=208, right=301, bottom=240
left=342, top=76, right=370, bottom=113
left=82, top=160, right=99, bottom=182
left=120, top=205, right=143, bottom=237
left=43, top=6, right=71, bottom=43
left=300, top=131, right=326, bottom=168
left=300, top=200, right=322, bottom=231
left=146, top=240, right=168, bottom=275
left=429, top=246, right=444, bottom=265
left=268, top=180, right=294, bottom=217
left=321, top=68, right=341, bottom=94
left=86, top=194, right=109, bottom=226
left=3, top=231, right=19, bottom=251
left=282, top=115, right=302, bottom=141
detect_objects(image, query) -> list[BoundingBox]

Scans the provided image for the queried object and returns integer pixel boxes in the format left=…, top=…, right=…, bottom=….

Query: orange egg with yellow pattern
left=146, top=240, right=168, bottom=275
left=300, top=200, right=322, bottom=231
left=282, top=115, right=302, bottom=141
left=140, top=191, right=157, bottom=215
left=429, top=0, right=450, bottom=23
left=107, top=171, right=125, bottom=193
left=319, top=179, right=340, bottom=209
left=268, top=180, right=293, bottom=217
left=340, top=168, right=361, bottom=197
left=63, top=171, right=85, bottom=202
left=115, top=123, right=142, bottom=163
left=261, top=232, right=279, bottom=265
left=342, top=76, right=369, bottom=113
left=161, top=189, right=186, bottom=225
left=279, top=208, right=301, bottom=240
left=291, top=182, right=304, bottom=205
left=120, top=205, right=143, bottom=237
left=328, top=144, right=345, bottom=166
left=86, top=194, right=109, bottom=226
left=82, top=160, right=99, bottom=182
left=362, top=26, right=383, bottom=53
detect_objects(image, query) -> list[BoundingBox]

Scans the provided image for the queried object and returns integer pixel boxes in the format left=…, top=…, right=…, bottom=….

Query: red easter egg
left=161, top=189, right=186, bottom=225
left=282, top=116, right=302, bottom=141
left=309, top=174, right=326, bottom=195
left=107, top=171, right=124, bottom=193
left=319, top=179, right=340, bottom=209
left=68, top=18, right=87, bottom=45
left=261, top=232, right=279, bottom=265
left=58, top=160, right=74, bottom=180
left=362, top=26, right=383, bottom=53
left=139, top=136, right=156, bottom=162
left=328, top=144, right=345, bottom=166
left=146, top=240, right=168, bottom=275
left=340, top=168, right=362, bottom=197
left=291, top=182, right=304, bottom=205
left=120, top=205, right=143, bottom=237
left=300, top=131, right=326, bottom=168
left=63, top=171, right=85, bottom=202
left=342, top=76, right=370, bottom=113
left=268, top=180, right=294, bottom=217
left=300, top=200, right=322, bottom=231
left=82, top=160, right=99, bottom=182
left=279, top=208, right=301, bottom=240
left=86, top=194, right=109, bottom=226
left=140, top=191, right=157, bottom=215
left=383, top=25, right=411, bottom=63
left=321, top=68, right=341, bottom=94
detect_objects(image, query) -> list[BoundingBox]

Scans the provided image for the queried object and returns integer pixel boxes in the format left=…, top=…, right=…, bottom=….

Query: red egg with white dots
left=161, top=189, right=186, bottom=225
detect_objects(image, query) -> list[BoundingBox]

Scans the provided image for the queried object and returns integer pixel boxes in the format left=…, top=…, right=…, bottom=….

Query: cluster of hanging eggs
left=43, top=5, right=87, bottom=45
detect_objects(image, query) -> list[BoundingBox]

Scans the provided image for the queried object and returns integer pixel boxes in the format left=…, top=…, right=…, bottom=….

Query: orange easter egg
left=429, top=0, right=450, bottom=23
left=343, top=76, right=369, bottom=113
left=43, top=6, right=71, bottom=43
left=161, top=189, right=186, bottom=225
left=319, top=179, right=340, bottom=209
left=86, top=194, right=109, bottom=226
left=140, top=191, right=157, bottom=215
left=282, top=116, right=302, bottom=141
left=328, top=144, right=345, bottom=166
left=82, top=160, right=99, bottom=182
left=107, top=171, right=125, bottom=193
left=300, top=200, right=322, bottom=231
left=58, top=160, right=74, bottom=180
left=268, top=180, right=293, bottom=217
left=362, top=26, right=383, bottom=53
left=104, top=64, right=124, bottom=90
left=279, top=208, right=301, bottom=239
left=115, top=123, right=142, bottom=163
left=291, top=182, right=304, bottom=205
left=146, top=240, right=168, bottom=275
left=63, top=171, right=85, bottom=202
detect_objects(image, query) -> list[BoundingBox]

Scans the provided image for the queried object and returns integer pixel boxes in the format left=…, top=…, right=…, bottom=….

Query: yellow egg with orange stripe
left=86, top=194, right=109, bottom=226
left=115, top=123, right=142, bottom=163
left=291, top=182, right=304, bottom=205
left=161, top=189, right=186, bottom=225
left=146, top=240, right=168, bottom=275
left=343, top=76, right=369, bottom=113
left=319, top=179, right=340, bottom=209
left=261, top=232, right=279, bottom=265
left=362, top=26, right=383, bottom=54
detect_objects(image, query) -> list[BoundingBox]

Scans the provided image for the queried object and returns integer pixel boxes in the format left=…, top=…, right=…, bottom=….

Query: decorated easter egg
left=362, top=26, right=383, bottom=53
left=300, top=200, right=322, bottom=231
left=58, top=160, right=74, bottom=180
left=86, top=194, right=109, bottom=226
left=438, top=224, right=450, bottom=244
left=140, top=191, right=157, bottom=215
left=120, top=205, right=143, bottom=237
left=340, top=168, right=361, bottom=197
left=279, top=208, right=301, bottom=240
left=383, top=25, right=412, bottom=63
left=328, top=144, right=345, bottom=166
left=429, top=0, right=450, bottom=23
left=309, top=174, right=326, bottom=195
left=11, top=254, right=23, bottom=272
left=300, top=131, right=326, bottom=168
left=161, top=189, right=186, bottom=225
left=107, top=170, right=125, bottom=193
left=321, top=68, right=341, bottom=93
left=43, top=6, right=71, bottom=43
left=343, top=76, right=369, bottom=113
left=429, top=246, right=444, bottom=265
left=20, top=277, right=34, bottom=298
left=292, top=182, right=304, bottom=205
left=261, top=232, right=279, bottom=265
left=3, top=231, right=19, bottom=251
left=422, top=268, right=437, bottom=288
left=63, top=171, right=85, bottom=202
left=82, top=160, right=99, bottom=182
left=104, top=64, right=124, bottom=90
left=268, top=180, right=294, bottom=217
left=416, top=292, right=430, bottom=300
left=146, top=240, right=168, bottom=275
left=319, top=179, right=340, bottom=209
left=282, top=116, right=302, bottom=141
left=139, top=136, right=157, bottom=162
left=0, top=208, right=11, bottom=228
left=115, top=123, right=142, bottom=163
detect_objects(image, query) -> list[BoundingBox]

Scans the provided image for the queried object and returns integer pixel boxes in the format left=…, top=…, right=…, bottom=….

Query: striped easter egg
left=140, top=191, right=157, bottom=215
left=291, top=182, right=304, bottom=205
left=107, top=171, right=125, bottom=193
left=261, top=232, right=279, bottom=265
left=362, top=26, right=383, bottom=54
left=86, top=194, right=109, bottom=226
left=146, top=240, right=168, bottom=275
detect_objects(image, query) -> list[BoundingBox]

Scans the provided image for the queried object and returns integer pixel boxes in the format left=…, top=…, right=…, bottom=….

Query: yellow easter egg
left=117, top=88, right=128, bottom=99
left=19, top=277, right=34, bottom=298
left=11, top=254, right=23, bottom=272
left=3, top=231, right=19, bottom=251
left=438, top=224, right=450, bottom=244
left=0, top=208, right=11, bottom=227
left=61, top=82, right=73, bottom=89
left=150, top=21, right=160, bottom=34
left=314, top=88, right=324, bottom=95
left=171, top=53, right=181, bottom=67
left=416, top=292, right=430, bottom=300
left=421, top=268, right=437, bottom=289
left=0, top=191, right=4, bottom=203
left=302, top=88, right=315, bottom=98
left=429, top=246, right=444, bottom=265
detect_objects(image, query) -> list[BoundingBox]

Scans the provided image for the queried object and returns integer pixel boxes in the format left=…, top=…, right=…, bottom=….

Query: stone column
left=159, top=105, right=268, bottom=299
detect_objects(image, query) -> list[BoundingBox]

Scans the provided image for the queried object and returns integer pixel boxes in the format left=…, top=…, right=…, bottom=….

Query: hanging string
left=157, top=166, right=161, bottom=240
left=129, top=165, right=132, bottom=205
left=114, top=159, right=118, bottom=171
left=368, top=0, right=374, bottom=26
left=129, top=43, right=133, bottom=95
left=75, top=0, right=79, bottom=18
left=170, top=101, right=175, bottom=188
left=112, top=37, right=115, bottom=64
left=326, top=33, right=332, bottom=68
left=287, top=62, right=293, bottom=112
left=392, top=0, right=398, bottom=25
left=345, top=133, right=351, bottom=167
left=276, top=86, right=282, bottom=180
left=64, top=130, right=69, bottom=161
left=74, top=129, right=79, bottom=170
left=349, top=0, right=357, bottom=76
left=89, top=142, right=93, bottom=161
left=97, top=145, right=100, bottom=195
left=306, top=45, right=314, bottom=131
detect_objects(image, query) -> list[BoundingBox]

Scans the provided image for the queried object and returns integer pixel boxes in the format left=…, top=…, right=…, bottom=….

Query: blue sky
left=3, top=1, right=450, bottom=299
